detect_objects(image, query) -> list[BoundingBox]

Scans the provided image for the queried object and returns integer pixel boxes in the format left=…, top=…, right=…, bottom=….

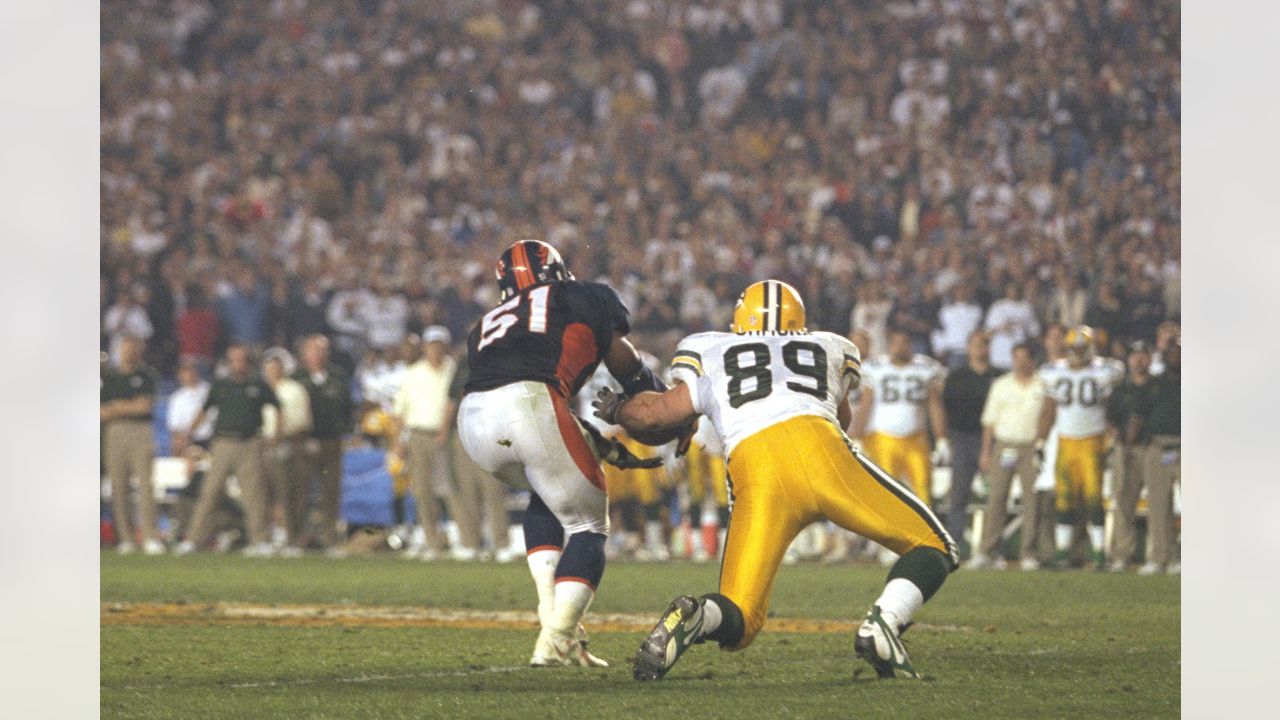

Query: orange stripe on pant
left=549, top=389, right=606, bottom=492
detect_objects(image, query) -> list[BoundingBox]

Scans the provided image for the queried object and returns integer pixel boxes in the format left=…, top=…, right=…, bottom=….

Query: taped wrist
left=618, top=364, right=667, bottom=396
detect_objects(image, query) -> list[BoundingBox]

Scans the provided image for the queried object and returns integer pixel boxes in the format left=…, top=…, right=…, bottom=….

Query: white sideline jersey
left=668, top=331, right=861, bottom=457
left=860, top=354, right=944, bottom=437
left=1039, top=357, right=1125, bottom=438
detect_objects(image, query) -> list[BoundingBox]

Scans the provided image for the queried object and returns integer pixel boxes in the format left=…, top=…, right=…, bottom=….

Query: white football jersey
left=1039, top=357, right=1126, bottom=438
left=669, top=331, right=861, bottom=457
left=860, top=354, right=944, bottom=437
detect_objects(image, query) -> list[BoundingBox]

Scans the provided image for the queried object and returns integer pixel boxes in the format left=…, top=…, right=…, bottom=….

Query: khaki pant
left=186, top=437, right=268, bottom=546
left=307, top=437, right=344, bottom=547
left=105, top=421, right=157, bottom=544
left=408, top=429, right=478, bottom=552
left=263, top=437, right=309, bottom=546
left=1143, top=435, right=1180, bottom=567
left=1110, top=445, right=1146, bottom=564
left=977, top=440, right=1039, bottom=559
left=450, top=433, right=511, bottom=552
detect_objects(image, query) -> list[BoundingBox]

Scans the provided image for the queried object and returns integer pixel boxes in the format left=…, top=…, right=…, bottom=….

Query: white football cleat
left=142, top=539, right=166, bottom=556
left=1019, top=557, right=1041, bottom=571
left=1137, top=562, right=1162, bottom=576
left=855, top=605, right=921, bottom=679
left=529, top=626, right=608, bottom=668
left=172, top=540, right=196, bottom=556
left=242, top=542, right=276, bottom=558
left=116, top=541, right=137, bottom=555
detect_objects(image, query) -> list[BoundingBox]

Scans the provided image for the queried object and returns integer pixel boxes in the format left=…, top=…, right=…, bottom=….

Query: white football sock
left=548, top=579, right=595, bottom=634
left=1054, top=523, right=1073, bottom=552
left=700, top=597, right=723, bottom=636
left=1087, top=524, right=1105, bottom=553
left=644, top=520, right=665, bottom=551
left=874, top=578, right=925, bottom=629
left=526, top=549, right=561, bottom=628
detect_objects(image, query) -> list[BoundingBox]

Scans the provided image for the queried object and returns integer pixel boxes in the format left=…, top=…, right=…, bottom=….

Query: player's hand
left=601, top=438, right=663, bottom=470
left=932, top=437, right=952, bottom=467
left=592, top=387, right=626, bottom=425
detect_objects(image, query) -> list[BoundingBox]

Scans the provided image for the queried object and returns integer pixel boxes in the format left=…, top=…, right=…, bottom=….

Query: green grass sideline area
left=102, top=554, right=1178, bottom=719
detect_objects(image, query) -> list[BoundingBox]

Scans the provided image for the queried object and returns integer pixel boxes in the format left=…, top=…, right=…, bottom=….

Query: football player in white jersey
left=1035, top=325, right=1125, bottom=569
left=850, top=328, right=949, bottom=506
left=593, top=280, right=957, bottom=682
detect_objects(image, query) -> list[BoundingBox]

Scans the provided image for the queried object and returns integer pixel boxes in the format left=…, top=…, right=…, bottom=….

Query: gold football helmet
left=731, top=280, right=807, bottom=333
left=1065, top=325, right=1095, bottom=365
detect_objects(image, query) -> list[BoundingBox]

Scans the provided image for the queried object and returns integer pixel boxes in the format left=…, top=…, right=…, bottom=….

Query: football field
left=101, top=554, right=1179, bottom=719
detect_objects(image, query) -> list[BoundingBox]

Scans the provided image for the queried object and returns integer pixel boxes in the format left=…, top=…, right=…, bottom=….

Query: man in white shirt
left=935, top=285, right=983, bottom=369
left=360, top=277, right=409, bottom=350
left=103, top=286, right=154, bottom=365
left=969, top=343, right=1047, bottom=570
left=984, top=281, right=1041, bottom=371
left=262, top=349, right=313, bottom=555
left=167, top=360, right=213, bottom=452
left=392, top=326, right=479, bottom=560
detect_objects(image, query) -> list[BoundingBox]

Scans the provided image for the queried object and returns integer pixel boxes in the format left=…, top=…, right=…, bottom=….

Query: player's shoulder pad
left=671, top=332, right=725, bottom=377
left=812, top=331, right=862, bottom=376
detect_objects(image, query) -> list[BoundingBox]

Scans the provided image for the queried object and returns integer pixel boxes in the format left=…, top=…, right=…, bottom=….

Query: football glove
left=931, top=437, right=951, bottom=467
left=601, top=438, right=663, bottom=470
left=592, top=386, right=626, bottom=425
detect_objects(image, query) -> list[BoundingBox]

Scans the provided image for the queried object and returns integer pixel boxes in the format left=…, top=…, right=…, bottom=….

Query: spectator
left=1083, top=283, right=1124, bottom=347
left=984, top=282, right=1041, bottom=372
left=166, top=360, right=213, bottom=453
left=970, top=343, right=1047, bottom=570
left=174, top=286, right=220, bottom=376
left=217, top=269, right=270, bottom=349
left=1122, top=275, right=1167, bottom=343
left=361, top=277, right=409, bottom=350
left=326, top=276, right=369, bottom=368
left=940, top=331, right=999, bottom=558
left=100, top=336, right=162, bottom=555
left=1130, top=338, right=1180, bottom=575
left=392, top=326, right=480, bottom=560
left=1106, top=341, right=1156, bottom=572
left=295, top=334, right=353, bottom=552
left=174, top=345, right=280, bottom=557
left=261, top=349, right=313, bottom=556
left=1051, top=270, right=1089, bottom=328
left=850, top=281, right=892, bottom=359
left=103, top=285, right=153, bottom=365
left=935, top=285, right=984, bottom=370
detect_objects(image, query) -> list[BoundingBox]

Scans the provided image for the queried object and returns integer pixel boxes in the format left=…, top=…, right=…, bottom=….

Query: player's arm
left=927, top=379, right=948, bottom=441
left=837, top=391, right=853, bottom=431
left=602, top=335, right=666, bottom=395
left=849, top=384, right=873, bottom=439
left=1035, top=395, right=1056, bottom=444
left=595, top=381, right=698, bottom=434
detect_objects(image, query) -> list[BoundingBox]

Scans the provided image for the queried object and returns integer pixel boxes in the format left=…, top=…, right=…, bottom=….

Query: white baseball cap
left=422, top=326, right=452, bottom=345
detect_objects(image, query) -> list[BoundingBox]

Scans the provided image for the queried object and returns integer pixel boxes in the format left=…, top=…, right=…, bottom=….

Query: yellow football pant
left=686, top=440, right=729, bottom=509
left=721, top=415, right=955, bottom=650
left=1055, top=434, right=1105, bottom=522
left=861, top=431, right=932, bottom=506
left=603, top=434, right=663, bottom=505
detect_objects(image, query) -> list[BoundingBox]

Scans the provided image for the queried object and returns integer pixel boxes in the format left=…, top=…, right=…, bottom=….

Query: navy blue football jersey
left=464, top=281, right=631, bottom=398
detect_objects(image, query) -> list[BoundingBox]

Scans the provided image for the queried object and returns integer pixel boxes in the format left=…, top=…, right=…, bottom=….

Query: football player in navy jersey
left=457, top=239, right=682, bottom=667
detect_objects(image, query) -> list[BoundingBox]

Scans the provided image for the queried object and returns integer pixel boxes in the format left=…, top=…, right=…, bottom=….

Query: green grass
left=101, top=554, right=1179, bottom=719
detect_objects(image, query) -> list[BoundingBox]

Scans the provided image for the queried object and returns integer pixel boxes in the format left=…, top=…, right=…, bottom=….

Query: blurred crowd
left=101, top=0, right=1179, bottom=566
left=102, top=0, right=1179, bottom=377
